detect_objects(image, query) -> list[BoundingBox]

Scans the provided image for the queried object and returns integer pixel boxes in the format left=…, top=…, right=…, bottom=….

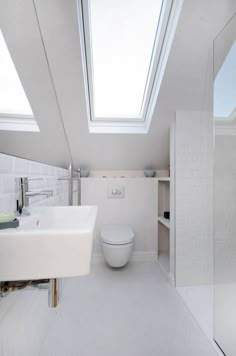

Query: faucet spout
left=15, top=177, right=54, bottom=215
left=26, top=190, right=53, bottom=198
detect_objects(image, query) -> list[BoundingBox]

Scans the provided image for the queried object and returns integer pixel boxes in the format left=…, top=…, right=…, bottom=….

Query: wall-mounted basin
left=0, top=206, right=97, bottom=281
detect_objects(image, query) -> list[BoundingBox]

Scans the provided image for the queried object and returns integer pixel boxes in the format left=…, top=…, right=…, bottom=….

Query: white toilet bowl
left=101, top=225, right=134, bottom=268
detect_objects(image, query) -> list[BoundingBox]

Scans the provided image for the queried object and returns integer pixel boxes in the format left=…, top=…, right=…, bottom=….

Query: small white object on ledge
left=144, top=170, right=156, bottom=177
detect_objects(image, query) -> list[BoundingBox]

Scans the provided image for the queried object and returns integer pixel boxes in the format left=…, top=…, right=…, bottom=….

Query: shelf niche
left=157, top=176, right=174, bottom=285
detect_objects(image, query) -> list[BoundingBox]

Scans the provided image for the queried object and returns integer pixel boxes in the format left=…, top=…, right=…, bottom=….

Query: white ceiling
left=0, top=0, right=235, bottom=170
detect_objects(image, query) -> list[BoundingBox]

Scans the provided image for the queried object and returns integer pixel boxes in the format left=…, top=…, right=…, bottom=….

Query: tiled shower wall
left=0, top=153, right=69, bottom=212
left=175, top=111, right=214, bottom=286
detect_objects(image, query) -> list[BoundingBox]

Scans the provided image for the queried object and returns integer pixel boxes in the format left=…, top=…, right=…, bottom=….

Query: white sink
left=0, top=206, right=97, bottom=281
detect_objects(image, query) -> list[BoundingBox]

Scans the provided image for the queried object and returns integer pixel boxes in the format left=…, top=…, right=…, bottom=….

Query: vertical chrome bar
left=77, top=168, right=81, bottom=206
left=68, top=164, right=73, bottom=206
left=20, top=177, right=29, bottom=208
left=48, top=279, right=59, bottom=308
left=58, top=278, right=62, bottom=303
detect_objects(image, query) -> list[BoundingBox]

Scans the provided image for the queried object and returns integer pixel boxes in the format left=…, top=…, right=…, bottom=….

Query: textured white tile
left=175, top=111, right=214, bottom=286
left=0, top=154, right=13, bottom=174
left=0, top=194, right=16, bottom=212
left=0, top=175, right=15, bottom=194
left=29, top=160, right=42, bottom=176
left=12, top=157, right=30, bottom=176
left=0, top=154, right=68, bottom=212
left=81, top=178, right=157, bottom=254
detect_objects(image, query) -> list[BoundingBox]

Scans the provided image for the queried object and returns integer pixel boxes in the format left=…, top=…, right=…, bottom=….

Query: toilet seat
left=101, top=225, right=134, bottom=245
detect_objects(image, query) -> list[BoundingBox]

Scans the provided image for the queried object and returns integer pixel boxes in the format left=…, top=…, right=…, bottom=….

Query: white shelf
left=157, top=177, right=170, bottom=182
left=158, top=216, right=170, bottom=229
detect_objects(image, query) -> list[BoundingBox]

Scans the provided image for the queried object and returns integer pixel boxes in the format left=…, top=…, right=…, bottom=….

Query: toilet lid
left=101, top=225, right=134, bottom=245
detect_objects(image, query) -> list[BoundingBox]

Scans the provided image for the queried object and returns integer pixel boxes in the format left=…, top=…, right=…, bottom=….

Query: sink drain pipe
left=0, top=278, right=61, bottom=308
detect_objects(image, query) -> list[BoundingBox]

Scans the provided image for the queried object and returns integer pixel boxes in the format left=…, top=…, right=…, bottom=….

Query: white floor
left=177, top=284, right=236, bottom=356
left=177, top=285, right=214, bottom=341
left=0, top=262, right=219, bottom=356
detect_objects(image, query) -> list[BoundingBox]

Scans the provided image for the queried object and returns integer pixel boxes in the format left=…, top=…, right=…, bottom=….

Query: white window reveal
left=0, top=30, right=39, bottom=132
left=77, top=0, right=183, bottom=134
left=214, top=41, right=236, bottom=121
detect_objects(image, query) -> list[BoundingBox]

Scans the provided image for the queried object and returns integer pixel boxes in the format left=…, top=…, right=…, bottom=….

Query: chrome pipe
left=27, top=177, right=43, bottom=181
left=48, top=279, right=60, bottom=308
left=58, top=165, right=81, bottom=206
left=68, top=164, right=73, bottom=206
left=58, top=165, right=73, bottom=205
left=77, top=168, right=81, bottom=206
left=1, top=279, right=61, bottom=308
left=20, top=177, right=28, bottom=209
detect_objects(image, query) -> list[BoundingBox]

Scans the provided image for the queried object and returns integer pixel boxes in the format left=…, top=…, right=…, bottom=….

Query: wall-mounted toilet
left=101, top=225, right=134, bottom=268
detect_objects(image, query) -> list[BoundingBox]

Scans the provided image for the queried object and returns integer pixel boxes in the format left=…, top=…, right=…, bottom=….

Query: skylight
left=90, top=0, right=163, bottom=119
left=0, top=30, right=39, bottom=131
left=78, top=0, right=183, bottom=133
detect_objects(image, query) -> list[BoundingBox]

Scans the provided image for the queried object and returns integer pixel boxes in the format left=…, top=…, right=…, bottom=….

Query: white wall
left=81, top=177, right=158, bottom=260
left=175, top=111, right=214, bottom=286
left=0, top=153, right=68, bottom=212
left=0, top=154, right=161, bottom=262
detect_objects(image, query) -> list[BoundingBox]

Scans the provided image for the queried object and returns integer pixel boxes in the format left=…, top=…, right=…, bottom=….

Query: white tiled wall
left=0, top=153, right=69, bottom=212
left=81, top=177, right=158, bottom=260
left=175, top=111, right=214, bottom=286
left=214, top=134, right=236, bottom=285
left=173, top=112, right=216, bottom=355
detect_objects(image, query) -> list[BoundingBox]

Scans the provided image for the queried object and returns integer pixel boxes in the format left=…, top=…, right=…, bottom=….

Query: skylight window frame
left=0, top=114, right=39, bottom=132
left=139, top=0, right=173, bottom=122
left=77, top=0, right=183, bottom=133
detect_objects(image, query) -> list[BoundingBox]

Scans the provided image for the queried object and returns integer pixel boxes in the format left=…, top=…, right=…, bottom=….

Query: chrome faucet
left=58, top=165, right=81, bottom=206
left=16, top=177, right=53, bottom=215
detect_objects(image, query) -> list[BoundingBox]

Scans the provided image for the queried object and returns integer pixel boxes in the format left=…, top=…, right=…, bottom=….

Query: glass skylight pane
left=0, top=30, right=33, bottom=116
left=214, top=41, right=236, bottom=119
left=89, top=0, right=163, bottom=119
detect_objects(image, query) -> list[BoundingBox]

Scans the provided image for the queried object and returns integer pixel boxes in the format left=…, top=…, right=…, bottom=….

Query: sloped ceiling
left=0, top=0, right=72, bottom=167
left=0, top=0, right=235, bottom=169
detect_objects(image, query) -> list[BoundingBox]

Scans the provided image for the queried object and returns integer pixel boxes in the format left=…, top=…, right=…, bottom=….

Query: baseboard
left=157, top=260, right=175, bottom=286
left=92, top=251, right=157, bottom=265
left=168, top=272, right=175, bottom=286
left=131, top=251, right=157, bottom=262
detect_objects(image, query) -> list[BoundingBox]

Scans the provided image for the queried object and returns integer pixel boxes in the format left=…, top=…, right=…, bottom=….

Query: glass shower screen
left=214, top=13, right=236, bottom=356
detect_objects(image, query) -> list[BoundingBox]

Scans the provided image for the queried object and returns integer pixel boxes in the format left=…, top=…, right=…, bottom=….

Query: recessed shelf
left=157, top=169, right=174, bottom=285
left=158, top=216, right=170, bottom=229
left=157, top=177, right=170, bottom=182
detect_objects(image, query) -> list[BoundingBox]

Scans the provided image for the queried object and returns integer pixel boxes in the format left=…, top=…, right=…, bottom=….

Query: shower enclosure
left=214, top=13, right=236, bottom=356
